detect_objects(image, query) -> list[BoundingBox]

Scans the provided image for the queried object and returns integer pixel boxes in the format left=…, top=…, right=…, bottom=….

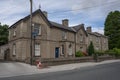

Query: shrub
left=105, top=48, right=120, bottom=57
left=82, top=51, right=88, bottom=56
left=113, top=48, right=120, bottom=57
left=87, top=41, right=94, bottom=56
left=75, top=50, right=84, bottom=57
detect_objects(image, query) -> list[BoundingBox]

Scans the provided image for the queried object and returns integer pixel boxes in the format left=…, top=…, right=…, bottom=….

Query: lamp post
left=30, top=0, right=33, bottom=65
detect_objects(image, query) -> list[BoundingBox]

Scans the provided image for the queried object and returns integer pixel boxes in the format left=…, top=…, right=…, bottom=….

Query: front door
left=55, top=47, right=59, bottom=58
left=4, top=49, right=10, bottom=61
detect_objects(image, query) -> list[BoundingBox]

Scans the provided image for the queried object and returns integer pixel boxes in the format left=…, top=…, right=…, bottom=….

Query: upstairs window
left=13, top=30, right=16, bottom=37
left=96, top=37, right=99, bottom=43
left=34, top=24, right=41, bottom=36
left=104, top=39, right=106, bottom=43
left=80, top=34, right=83, bottom=42
left=62, top=31, right=67, bottom=40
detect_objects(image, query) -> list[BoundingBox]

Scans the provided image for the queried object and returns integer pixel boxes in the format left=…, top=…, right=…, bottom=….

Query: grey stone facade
left=0, top=9, right=108, bottom=62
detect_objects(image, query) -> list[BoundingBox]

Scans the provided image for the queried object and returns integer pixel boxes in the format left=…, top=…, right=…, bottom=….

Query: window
left=13, top=44, right=16, bottom=56
left=60, top=45, right=64, bottom=55
left=90, top=36, right=92, bottom=41
left=104, top=39, right=106, bottom=43
left=35, top=44, right=40, bottom=56
left=96, top=37, right=99, bottom=43
left=80, top=47, right=83, bottom=51
left=34, top=24, right=41, bottom=36
left=68, top=44, right=72, bottom=55
left=80, top=34, right=83, bottom=42
left=13, top=30, right=16, bottom=36
left=9, top=31, right=11, bottom=38
left=96, top=46, right=99, bottom=50
left=62, top=31, right=67, bottom=40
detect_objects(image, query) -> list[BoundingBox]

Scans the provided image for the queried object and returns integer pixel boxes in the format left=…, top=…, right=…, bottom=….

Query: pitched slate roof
left=8, top=9, right=88, bottom=34
left=87, top=32, right=107, bottom=38
left=72, top=24, right=88, bottom=36
left=50, top=21, right=76, bottom=32
left=9, top=9, right=51, bottom=29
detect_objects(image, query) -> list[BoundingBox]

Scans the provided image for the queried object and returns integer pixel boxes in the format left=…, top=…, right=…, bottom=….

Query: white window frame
left=13, top=30, right=16, bottom=36
left=80, top=34, right=83, bottom=42
left=104, top=39, right=106, bottom=44
left=96, top=37, right=99, bottom=43
left=60, top=45, right=64, bottom=55
left=35, top=44, right=40, bottom=56
left=13, top=44, right=16, bottom=56
left=62, top=31, right=67, bottom=40
left=68, top=46, right=72, bottom=56
left=34, top=24, right=41, bottom=36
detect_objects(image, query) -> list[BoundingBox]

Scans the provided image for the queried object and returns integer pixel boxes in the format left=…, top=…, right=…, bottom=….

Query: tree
left=88, top=41, right=94, bottom=56
left=104, top=11, right=120, bottom=49
left=0, top=23, right=9, bottom=46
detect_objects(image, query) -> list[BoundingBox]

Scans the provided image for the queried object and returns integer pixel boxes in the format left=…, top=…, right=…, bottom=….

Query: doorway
left=4, top=49, right=10, bottom=61
left=55, top=47, right=59, bottom=58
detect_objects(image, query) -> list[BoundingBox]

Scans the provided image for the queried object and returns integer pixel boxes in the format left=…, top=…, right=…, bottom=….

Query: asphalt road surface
left=0, top=62, right=120, bottom=80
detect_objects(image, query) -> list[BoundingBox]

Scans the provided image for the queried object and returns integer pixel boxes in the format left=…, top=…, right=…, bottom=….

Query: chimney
left=62, top=19, right=69, bottom=27
left=86, top=27, right=92, bottom=32
left=43, top=11, right=48, bottom=18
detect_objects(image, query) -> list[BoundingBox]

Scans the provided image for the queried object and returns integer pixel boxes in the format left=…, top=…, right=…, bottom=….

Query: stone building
left=0, top=9, right=108, bottom=62
left=86, top=27, right=108, bottom=51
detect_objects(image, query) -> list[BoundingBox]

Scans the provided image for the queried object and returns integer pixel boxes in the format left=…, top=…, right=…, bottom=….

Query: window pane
left=35, top=44, right=40, bottom=56
left=13, top=44, right=16, bottom=55
left=34, top=24, right=41, bottom=35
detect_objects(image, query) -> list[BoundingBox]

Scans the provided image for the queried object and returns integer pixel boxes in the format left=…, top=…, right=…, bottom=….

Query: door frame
left=55, top=47, right=59, bottom=58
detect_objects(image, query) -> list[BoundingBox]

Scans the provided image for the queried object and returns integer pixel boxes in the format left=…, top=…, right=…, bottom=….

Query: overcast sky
left=0, top=0, right=120, bottom=34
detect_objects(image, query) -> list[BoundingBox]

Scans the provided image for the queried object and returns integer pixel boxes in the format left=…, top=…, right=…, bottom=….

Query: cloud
left=0, top=0, right=120, bottom=34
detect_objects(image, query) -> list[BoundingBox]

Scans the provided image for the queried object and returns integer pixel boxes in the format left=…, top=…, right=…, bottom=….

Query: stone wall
left=37, top=56, right=114, bottom=66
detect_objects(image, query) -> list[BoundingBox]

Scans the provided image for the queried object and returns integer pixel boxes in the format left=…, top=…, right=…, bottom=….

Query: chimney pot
left=86, top=27, right=92, bottom=32
left=43, top=11, right=48, bottom=18
left=62, top=19, right=69, bottom=27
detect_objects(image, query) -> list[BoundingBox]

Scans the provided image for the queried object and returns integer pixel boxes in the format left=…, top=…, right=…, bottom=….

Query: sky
left=0, top=0, right=120, bottom=34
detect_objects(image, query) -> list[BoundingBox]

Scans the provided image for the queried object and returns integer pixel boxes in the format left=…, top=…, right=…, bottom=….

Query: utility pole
left=30, top=0, right=33, bottom=65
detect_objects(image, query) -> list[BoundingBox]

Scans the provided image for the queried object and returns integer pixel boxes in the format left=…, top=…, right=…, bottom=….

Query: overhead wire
left=48, top=0, right=120, bottom=14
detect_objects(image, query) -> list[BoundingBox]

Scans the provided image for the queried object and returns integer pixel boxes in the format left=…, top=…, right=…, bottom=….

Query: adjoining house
left=86, top=27, right=108, bottom=51
left=0, top=9, right=108, bottom=63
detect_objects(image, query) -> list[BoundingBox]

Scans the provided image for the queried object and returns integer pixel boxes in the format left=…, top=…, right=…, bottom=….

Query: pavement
left=0, top=59, right=120, bottom=78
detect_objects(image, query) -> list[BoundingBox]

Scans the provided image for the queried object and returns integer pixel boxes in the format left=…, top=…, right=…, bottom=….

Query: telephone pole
left=30, top=0, right=33, bottom=65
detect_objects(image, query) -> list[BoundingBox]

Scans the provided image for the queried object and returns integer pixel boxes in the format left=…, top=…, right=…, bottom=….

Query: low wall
left=38, top=56, right=114, bottom=66
left=40, top=57, right=93, bottom=66
left=98, top=56, right=114, bottom=61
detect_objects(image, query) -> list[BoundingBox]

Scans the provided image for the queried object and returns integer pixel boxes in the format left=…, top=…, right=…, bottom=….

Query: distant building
left=86, top=27, right=108, bottom=51
left=0, top=9, right=108, bottom=62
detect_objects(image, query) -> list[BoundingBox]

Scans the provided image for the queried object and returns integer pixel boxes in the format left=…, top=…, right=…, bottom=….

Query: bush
left=75, top=51, right=84, bottom=57
left=87, top=41, right=94, bottom=56
left=113, top=48, right=120, bottom=57
left=105, top=48, right=120, bottom=57
left=105, top=50, right=116, bottom=56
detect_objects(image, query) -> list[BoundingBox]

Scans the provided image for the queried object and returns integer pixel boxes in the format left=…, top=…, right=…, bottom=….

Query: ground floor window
left=68, top=44, right=72, bottom=55
left=35, top=44, right=40, bottom=56
left=13, top=44, right=16, bottom=56
left=60, top=45, right=64, bottom=55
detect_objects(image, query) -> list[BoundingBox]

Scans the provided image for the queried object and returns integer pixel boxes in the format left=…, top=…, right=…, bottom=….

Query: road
left=0, top=61, right=120, bottom=80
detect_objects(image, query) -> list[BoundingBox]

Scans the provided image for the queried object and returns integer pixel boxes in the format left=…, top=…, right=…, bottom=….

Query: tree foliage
left=88, top=41, right=94, bottom=56
left=104, top=11, right=120, bottom=49
left=0, top=23, right=9, bottom=46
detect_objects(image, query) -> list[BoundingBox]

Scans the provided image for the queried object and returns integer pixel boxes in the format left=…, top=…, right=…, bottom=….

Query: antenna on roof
left=39, top=4, right=41, bottom=9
